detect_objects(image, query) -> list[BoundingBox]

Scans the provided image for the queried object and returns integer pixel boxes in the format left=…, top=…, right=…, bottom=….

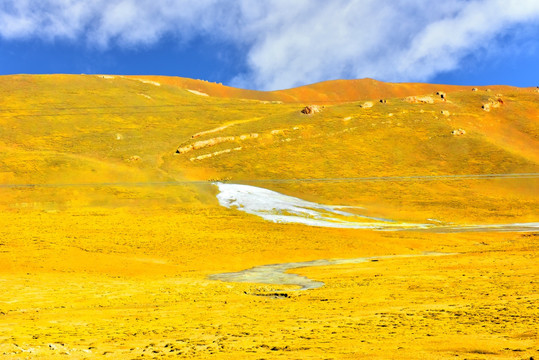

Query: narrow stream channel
left=209, top=252, right=456, bottom=290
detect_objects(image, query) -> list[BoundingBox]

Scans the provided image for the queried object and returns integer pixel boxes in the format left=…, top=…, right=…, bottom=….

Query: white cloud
left=1, top=0, right=539, bottom=89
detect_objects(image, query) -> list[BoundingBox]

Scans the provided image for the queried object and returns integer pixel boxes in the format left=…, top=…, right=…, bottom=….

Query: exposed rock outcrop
left=177, top=133, right=259, bottom=154
left=404, top=96, right=434, bottom=104
left=360, top=101, right=373, bottom=108
left=190, top=147, right=242, bottom=162
left=482, top=98, right=504, bottom=112
left=301, top=105, right=322, bottom=114
left=177, top=136, right=235, bottom=154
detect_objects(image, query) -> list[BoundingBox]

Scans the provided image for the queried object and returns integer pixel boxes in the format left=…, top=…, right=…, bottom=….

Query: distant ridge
left=125, top=75, right=525, bottom=103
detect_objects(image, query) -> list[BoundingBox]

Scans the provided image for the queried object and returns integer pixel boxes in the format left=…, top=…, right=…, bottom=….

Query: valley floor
left=0, top=188, right=537, bottom=359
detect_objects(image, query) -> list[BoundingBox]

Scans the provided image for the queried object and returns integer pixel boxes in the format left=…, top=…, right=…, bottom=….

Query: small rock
left=441, top=110, right=450, bottom=116
left=127, top=155, right=141, bottom=162
left=451, top=129, right=466, bottom=136
left=49, top=344, right=57, bottom=350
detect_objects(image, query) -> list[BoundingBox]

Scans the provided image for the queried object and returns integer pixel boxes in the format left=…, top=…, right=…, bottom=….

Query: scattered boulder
left=472, top=88, right=478, bottom=91
left=127, top=155, right=141, bottom=162
left=379, top=99, right=387, bottom=104
left=482, top=98, right=503, bottom=111
left=436, top=91, right=446, bottom=100
left=301, top=105, right=322, bottom=114
left=441, top=110, right=450, bottom=116
left=239, top=133, right=258, bottom=140
left=451, top=129, right=466, bottom=136
left=404, top=96, right=434, bottom=104
left=360, top=101, right=373, bottom=108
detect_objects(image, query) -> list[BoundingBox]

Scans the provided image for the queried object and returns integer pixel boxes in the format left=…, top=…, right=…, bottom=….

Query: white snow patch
left=214, top=183, right=419, bottom=229
left=214, top=183, right=539, bottom=232
left=187, top=89, right=209, bottom=97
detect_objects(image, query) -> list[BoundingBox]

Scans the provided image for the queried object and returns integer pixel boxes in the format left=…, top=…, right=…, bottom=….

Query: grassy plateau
left=0, top=74, right=537, bottom=359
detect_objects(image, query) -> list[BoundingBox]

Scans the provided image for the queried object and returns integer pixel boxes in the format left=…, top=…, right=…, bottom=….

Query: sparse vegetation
left=0, top=75, right=537, bottom=359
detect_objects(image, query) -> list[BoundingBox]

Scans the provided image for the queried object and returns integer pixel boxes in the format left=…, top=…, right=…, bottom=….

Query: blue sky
left=1, top=0, right=539, bottom=91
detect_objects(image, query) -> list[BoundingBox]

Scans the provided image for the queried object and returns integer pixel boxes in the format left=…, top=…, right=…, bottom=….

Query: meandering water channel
left=209, top=252, right=456, bottom=290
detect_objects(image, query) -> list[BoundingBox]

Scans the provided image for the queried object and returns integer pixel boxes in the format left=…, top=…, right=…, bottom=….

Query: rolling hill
left=0, top=74, right=537, bottom=222
left=0, top=74, right=537, bottom=359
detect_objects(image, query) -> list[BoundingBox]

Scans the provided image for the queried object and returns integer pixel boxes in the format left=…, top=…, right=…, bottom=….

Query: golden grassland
left=0, top=74, right=537, bottom=359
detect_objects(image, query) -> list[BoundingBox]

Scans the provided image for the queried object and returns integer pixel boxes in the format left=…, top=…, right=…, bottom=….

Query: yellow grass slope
left=0, top=74, right=537, bottom=359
